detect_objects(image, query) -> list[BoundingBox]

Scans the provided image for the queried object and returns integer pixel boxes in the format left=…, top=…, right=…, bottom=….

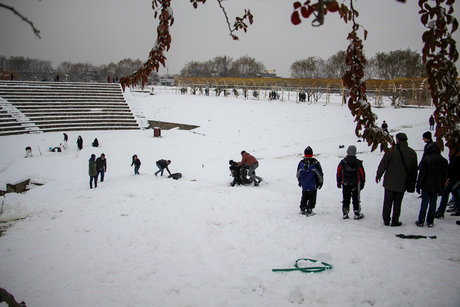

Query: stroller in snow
left=229, top=160, right=253, bottom=186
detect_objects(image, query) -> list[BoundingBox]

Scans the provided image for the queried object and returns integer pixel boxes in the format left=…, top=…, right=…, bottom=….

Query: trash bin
left=153, top=127, right=161, bottom=137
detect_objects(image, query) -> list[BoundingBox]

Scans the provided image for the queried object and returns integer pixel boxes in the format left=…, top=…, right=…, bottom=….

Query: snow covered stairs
left=0, top=81, right=140, bottom=136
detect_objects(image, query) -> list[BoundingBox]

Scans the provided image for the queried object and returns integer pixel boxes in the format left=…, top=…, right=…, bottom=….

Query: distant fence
left=175, top=77, right=460, bottom=107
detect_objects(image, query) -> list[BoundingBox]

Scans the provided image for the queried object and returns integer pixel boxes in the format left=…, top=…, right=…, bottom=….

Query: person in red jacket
left=238, top=151, right=263, bottom=186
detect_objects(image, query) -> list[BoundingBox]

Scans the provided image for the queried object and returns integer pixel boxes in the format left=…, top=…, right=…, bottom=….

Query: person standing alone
left=297, top=146, right=323, bottom=216
left=336, top=145, right=366, bottom=220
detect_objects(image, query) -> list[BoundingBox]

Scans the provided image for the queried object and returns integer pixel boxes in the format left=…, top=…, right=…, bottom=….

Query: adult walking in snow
left=155, top=159, right=172, bottom=176
left=429, top=115, right=435, bottom=130
left=96, top=153, right=107, bottom=182
left=131, top=154, right=141, bottom=175
left=336, top=145, right=365, bottom=220
left=415, top=143, right=448, bottom=227
left=238, top=151, right=263, bottom=186
left=77, top=136, right=83, bottom=151
left=376, top=133, right=418, bottom=226
left=89, top=154, right=98, bottom=189
left=297, top=146, right=323, bottom=216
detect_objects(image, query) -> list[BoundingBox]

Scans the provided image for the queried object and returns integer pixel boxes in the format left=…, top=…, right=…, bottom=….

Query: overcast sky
left=0, top=0, right=459, bottom=77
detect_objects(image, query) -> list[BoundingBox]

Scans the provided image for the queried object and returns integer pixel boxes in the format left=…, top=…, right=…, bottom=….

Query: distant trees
left=290, top=57, right=325, bottom=78
left=368, top=49, right=425, bottom=80
left=180, top=55, right=264, bottom=78
left=0, top=56, right=53, bottom=81
left=0, top=56, right=157, bottom=83
left=290, top=49, right=425, bottom=80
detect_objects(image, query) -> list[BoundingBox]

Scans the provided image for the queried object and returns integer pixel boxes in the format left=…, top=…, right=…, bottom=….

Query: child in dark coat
left=297, top=146, right=324, bottom=216
left=336, top=145, right=366, bottom=220
left=131, top=155, right=141, bottom=175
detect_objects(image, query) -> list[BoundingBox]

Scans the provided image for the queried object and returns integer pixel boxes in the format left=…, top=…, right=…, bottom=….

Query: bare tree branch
left=0, top=2, right=41, bottom=38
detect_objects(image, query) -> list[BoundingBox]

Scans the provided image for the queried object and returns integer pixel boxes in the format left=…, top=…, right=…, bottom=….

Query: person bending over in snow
left=131, top=154, right=141, bottom=175
left=297, top=146, right=323, bottom=216
left=155, top=159, right=172, bottom=176
left=238, top=151, right=263, bottom=186
left=336, top=145, right=365, bottom=220
left=229, top=160, right=251, bottom=186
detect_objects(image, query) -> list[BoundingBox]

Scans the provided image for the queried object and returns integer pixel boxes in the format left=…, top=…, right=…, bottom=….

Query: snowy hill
left=0, top=89, right=459, bottom=307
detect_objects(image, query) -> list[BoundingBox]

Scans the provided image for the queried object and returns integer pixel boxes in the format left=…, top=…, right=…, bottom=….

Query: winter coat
left=419, top=140, right=435, bottom=168
left=96, top=157, right=106, bottom=171
left=239, top=152, right=258, bottom=167
left=448, top=152, right=460, bottom=189
left=376, top=141, right=418, bottom=193
left=297, top=157, right=323, bottom=191
left=336, top=156, right=365, bottom=188
left=131, top=159, right=141, bottom=168
left=416, top=144, right=448, bottom=194
left=88, top=158, right=97, bottom=177
left=77, top=137, right=83, bottom=150
left=156, top=159, right=169, bottom=169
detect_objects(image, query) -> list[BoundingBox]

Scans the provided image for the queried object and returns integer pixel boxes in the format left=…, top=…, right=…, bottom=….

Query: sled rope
left=272, top=258, right=332, bottom=274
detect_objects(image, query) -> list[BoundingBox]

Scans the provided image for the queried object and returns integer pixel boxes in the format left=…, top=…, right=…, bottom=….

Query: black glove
left=317, top=183, right=323, bottom=190
left=337, top=183, right=341, bottom=189
left=416, top=188, right=421, bottom=194
left=298, top=181, right=301, bottom=187
left=360, top=182, right=365, bottom=190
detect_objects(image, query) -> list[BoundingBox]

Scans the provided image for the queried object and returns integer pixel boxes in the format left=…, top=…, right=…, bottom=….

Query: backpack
left=168, top=173, right=182, bottom=180
left=340, top=158, right=362, bottom=185
left=298, top=158, right=323, bottom=191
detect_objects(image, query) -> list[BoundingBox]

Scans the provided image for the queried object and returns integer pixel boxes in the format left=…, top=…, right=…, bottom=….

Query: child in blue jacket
left=297, top=146, right=324, bottom=216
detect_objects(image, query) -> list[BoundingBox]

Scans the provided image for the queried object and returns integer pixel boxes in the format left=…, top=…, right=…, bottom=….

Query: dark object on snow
left=92, top=138, right=99, bottom=147
left=6, top=179, right=31, bottom=194
left=395, top=234, right=437, bottom=239
left=0, top=287, right=26, bottom=307
left=339, top=145, right=345, bottom=149
left=168, top=173, right=182, bottom=180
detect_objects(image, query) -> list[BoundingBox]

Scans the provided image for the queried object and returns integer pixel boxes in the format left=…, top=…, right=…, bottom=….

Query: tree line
left=0, top=56, right=159, bottom=83
left=181, top=49, right=425, bottom=80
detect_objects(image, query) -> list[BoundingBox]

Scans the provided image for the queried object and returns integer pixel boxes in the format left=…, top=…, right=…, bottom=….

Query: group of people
left=88, top=153, right=107, bottom=189
left=294, top=130, right=459, bottom=227
left=129, top=154, right=173, bottom=177
left=229, top=151, right=263, bottom=187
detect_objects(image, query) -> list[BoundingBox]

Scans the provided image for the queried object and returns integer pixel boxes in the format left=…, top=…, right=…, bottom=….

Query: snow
left=0, top=89, right=459, bottom=307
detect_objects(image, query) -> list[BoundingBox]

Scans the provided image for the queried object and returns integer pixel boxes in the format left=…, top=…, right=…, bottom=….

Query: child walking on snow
left=131, top=154, right=141, bottom=175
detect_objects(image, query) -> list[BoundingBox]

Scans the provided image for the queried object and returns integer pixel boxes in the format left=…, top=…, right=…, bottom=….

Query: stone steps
left=0, top=81, right=141, bottom=136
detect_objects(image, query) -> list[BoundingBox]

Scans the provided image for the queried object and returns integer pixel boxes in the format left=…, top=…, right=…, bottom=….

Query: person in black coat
left=96, top=153, right=107, bottom=182
left=415, top=143, right=448, bottom=227
left=429, top=115, right=435, bottom=130
left=436, top=147, right=460, bottom=218
left=336, top=145, right=366, bottom=220
left=155, top=159, right=171, bottom=176
left=376, top=133, right=418, bottom=226
left=131, top=154, right=141, bottom=175
left=77, top=136, right=83, bottom=150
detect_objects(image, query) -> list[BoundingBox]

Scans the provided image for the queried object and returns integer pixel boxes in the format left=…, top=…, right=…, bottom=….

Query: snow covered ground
left=0, top=88, right=459, bottom=307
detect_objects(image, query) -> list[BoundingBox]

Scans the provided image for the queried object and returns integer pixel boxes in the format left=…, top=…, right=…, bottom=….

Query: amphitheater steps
left=0, top=81, right=141, bottom=136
